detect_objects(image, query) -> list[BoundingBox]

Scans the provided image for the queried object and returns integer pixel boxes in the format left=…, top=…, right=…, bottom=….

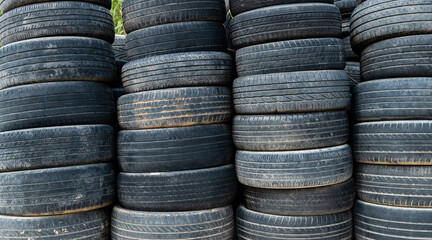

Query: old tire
left=229, top=0, right=334, bottom=16
left=0, top=0, right=111, bottom=13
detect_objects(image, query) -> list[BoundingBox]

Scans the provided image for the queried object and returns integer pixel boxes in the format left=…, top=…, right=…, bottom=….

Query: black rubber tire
left=354, top=78, right=432, bottom=121
left=122, top=0, right=226, bottom=33
left=243, top=179, right=355, bottom=216
left=233, top=111, right=349, bottom=151
left=122, top=51, right=233, bottom=93
left=237, top=206, right=353, bottom=240
left=125, top=21, right=226, bottom=61
left=233, top=70, right=351, bottom=114
left=236, top=144, right=353, bottom=189
left=117, top=87, right=232, bottom=130
left=355, top=200, right=432, bottom=239
left=0, top=37, right=116, bottom=90
left=117, top=164, right=237, bottom=211
left=0, top=81, right=115, bottom=132
left=343, top=36, right=359, bottom=61
left=0, top=0, right=112, bottom=13
left=353, top=121, right=432, bottom=165
left=117, top=124, right=233, bottom=172
left=113, top=35, right=127, bottom=61
left=229, top=0, right=334, bottom=16
left=0, top=125, right=114, bottom=173
left=0, top=163, right=115, bottom=216
left=345, top=61, right=361, bottom=86
left=350, top=0, right=432, bottom=54
left=0, top=2, right=114, bottom=46
left=230, top=3, right=341, bottom=49
left=112, top=205, right=234, bottom=240
left=235, top=38, right=345, bottom=77
left=0, top=209, right=110, bottom=239
left=361, top=35, right=432, bottom=81
left=334, top=0, right=356, bottom=13
left=356, top=164, right=432, bottom=208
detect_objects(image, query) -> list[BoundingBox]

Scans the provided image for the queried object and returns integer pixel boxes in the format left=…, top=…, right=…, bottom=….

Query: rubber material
left=113, top=35, right=127, bottom=61
left=343, top=36, right=359, bottom=61
left=334, top=0, right=356, bottom=13
left=229, top=0, right=334, bottom=16
left=346, top=61, right=360, bottom=86
left=0, top=0, right=112, bottom=13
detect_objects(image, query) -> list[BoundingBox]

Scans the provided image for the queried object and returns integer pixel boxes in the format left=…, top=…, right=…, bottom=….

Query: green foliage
left=111, top=0, right=125, bottom=35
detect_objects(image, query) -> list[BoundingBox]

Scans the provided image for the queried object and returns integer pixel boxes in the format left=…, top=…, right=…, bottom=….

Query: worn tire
left=361, top=35, right=432, bottom=81
left=0, top=0, right=111, bottom=13
left=113, top=35, right=127, bottom=61
left=353, top=121, right=432, bottom=165
left=355, top=200, right=432, bottom=239
left=236, top=38, right=345, bottom=77
left=357, top=164, right=432, bottom=207
left=0, top=163, right=115, bottom=216
left=0, top=81, right=115, bottom=132
left=229, top=0, right=334, bottom=16
left=237, top=206, right=353, bottom=239
left=343, top=36, right=359, bottom=61
left=122, top=0, right=226, bottom=33
left=0, top=37, right=116, bottom=90
left=118, top=87, right=232, bottom=130
left=122, top=52, right=233, bottom=93
left=350, top=0, right=432, bottom=53
left=236, top=144, right=353, bottom=189
left=117, top=164, right=237, bottom=211
left=112, top=205, right=234, bottom=240
left=233, top=111, right=349, bottom=151
left=233, top=70, right=350, bottom=114
left=334, top=0, right=356, bottom=13
left=354, top=78, right=432, bottom=121
left=346, top=61, right=360, bottom=86
left=0, top=2, right=114, bottom=46
left=230, top=3, right=341, bottom=49
left=125, top=21, right=226, bottom=61
left=0, top=209, right=110, bottom=239
left=117, top=124, right=233, bottom=172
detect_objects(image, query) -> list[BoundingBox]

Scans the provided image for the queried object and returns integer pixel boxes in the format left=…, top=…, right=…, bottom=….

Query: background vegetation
left=111, top=0, right=125, bottom=35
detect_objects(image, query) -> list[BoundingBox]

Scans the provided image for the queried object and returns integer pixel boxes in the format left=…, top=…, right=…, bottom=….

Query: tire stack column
left=0, top=1, right=116, bottom=239
left=350, top=0, right=432, bottom=238
left=111, top=0, right=237, bottom=239
left=228, top=0, right=356, bottom=238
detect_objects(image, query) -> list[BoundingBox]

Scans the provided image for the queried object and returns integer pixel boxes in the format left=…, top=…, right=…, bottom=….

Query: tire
left=350, top=0, right=432, bottom=53
left=236, top=144, right=353, bottom=189
left=0, top=209, right=110, bottom=239
left=237, top=206, right=353, bottom=240
left=361, top=35, right=432, bottom=81
left=353, top=121, right=432, bottom=165
left=0, top=125, right=114, bottom=172
left=233, top=70, right=351, bottom=114
left=354, top=78, right=432, bottom=121
left=356, top=164, right=432, bottom=207
left=117, top=124, right=233, bottom=172
left=117, top=164, right=237, bottom=211
left=113, top=35, right=127, bottom=61
left=230, top=3, right=341, bottom=49
left=345, top=61, right=360, bottom=86
left=117, top=87, right=232, bottom=130
left=0, top=2, right=114, bottom=46
left=232, top=111, right=349, bottom=151
left=0, top=81, right=115, bottom=132
left=334, top=0, right=356, bottom=13
left=343, top=36, right=359, bottom=61
left=229, top=0, right=334, bottom=16
left=122, top=52, right=233, bottom=93
left=355, top=200, right=432, bottom=239
left=235, top=38, right=345, bottom=77
left=0, top=37, right=116, bottom=90
left=125, top=21, right=226, bottom=61
left=122, top=0, right=226, bottom=33
left=0, top=0, right=112, bottom=13
left=112, top=205, right=234, bottom=240
left=0, top=163, right=115, bottom=216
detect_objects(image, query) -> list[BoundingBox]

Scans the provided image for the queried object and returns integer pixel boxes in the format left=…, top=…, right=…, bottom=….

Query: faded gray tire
left=111, top=205, right=234, bottom=240
left=236, top=144, right=353, bottom=189
left=229, top=0, right=334, bottom=16
left=0, top=0, right=112, bottom=13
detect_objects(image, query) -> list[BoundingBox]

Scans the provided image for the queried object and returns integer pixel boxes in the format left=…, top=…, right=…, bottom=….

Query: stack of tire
left=229, top=0, right=355, bottom=238
left=350, top=0, right=432, bottom=238
left=111, top=0, right=237, bottom=239
left=0, top=0, right=116, bottom=239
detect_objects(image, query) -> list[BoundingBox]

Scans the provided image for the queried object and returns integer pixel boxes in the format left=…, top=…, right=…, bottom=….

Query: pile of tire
left=111, top=0, right=237, bottom=239
left=229, top=0, right=355, bottom=238
left=350, top=0, right=432, bottom=238
left=0, top=0, right=117, bottom=239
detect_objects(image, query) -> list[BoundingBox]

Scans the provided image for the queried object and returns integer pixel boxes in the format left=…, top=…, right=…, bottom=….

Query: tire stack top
left=112, top=1, right=237, bottom=239
left=350, top=1, right=432, bottom=239
left=0, top=0, right=116, bottom=239
left=228, top=0, right=355, bottom=238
